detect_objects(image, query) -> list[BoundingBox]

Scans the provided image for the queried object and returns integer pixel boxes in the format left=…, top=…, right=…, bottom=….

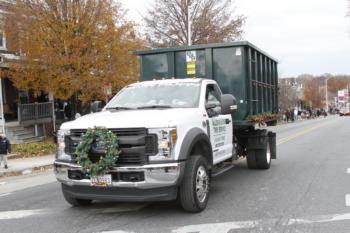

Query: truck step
left=211, top=164, right=234, bottom=177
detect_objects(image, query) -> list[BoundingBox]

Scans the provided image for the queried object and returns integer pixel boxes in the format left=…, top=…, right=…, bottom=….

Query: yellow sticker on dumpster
left=186, top=51, right=196, bottom=75
left=187, top=62, right=196, bottom=75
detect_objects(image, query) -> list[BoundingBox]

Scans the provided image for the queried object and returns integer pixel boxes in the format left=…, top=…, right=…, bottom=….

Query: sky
left=119, top=0, right=350, bottom=78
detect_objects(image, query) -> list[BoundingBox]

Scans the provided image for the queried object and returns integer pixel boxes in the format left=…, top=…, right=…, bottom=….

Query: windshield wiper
left=106, top=106, right=135, bottom=110
left=137, top=105, right=173, bottom=109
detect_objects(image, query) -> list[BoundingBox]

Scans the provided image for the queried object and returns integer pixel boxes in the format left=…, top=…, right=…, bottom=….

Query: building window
left=0, top=32, right=6, bottom=48
left=0, top=33, right=3, bottom=47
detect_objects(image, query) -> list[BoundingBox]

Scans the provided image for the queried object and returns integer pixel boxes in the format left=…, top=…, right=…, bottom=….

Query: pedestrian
left=0, top=133, right=11, bottom=169
left=290, top=109, right=294, bottom=122
left=64, top=102, right=72, bottom=120
left=294, top=108, right=298, bottom=121
left=285, top=109, right=290, bottom=122
left=317, top=109, right=321, bottom=117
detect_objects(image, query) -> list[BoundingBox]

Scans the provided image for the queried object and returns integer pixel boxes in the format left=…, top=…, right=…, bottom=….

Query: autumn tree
left=5, top=0, right=142, bottom=104
left=303, top=78, right=325, bottom=108
left=327, top=76, right=350, bottom=94
left=144, top=0, right=245, bottom=47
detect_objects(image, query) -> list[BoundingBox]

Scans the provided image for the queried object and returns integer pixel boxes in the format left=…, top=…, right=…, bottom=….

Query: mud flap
left=268, top=131, right=277, bottom=159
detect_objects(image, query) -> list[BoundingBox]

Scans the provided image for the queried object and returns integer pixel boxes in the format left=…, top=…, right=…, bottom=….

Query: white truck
left=54, top=78, right=276, bottom=212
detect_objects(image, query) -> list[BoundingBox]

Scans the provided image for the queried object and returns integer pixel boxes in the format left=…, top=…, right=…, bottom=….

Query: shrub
left=12, top=139, right=56, bottom=157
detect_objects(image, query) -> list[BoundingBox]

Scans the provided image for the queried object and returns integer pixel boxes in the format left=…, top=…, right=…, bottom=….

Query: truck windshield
left=106, top=82, right=201, bottom=109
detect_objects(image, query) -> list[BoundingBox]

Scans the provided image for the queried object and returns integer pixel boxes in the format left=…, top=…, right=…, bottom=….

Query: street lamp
left=325, top=77, right=332, bottom=113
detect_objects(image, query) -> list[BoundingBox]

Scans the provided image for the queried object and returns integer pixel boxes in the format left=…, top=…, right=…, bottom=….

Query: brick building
left=0, top=0, right=54, bottom=143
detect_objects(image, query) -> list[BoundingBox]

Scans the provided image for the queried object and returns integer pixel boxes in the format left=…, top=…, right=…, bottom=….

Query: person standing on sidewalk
left=294, top=107, right=298, bottom=122
left=0, top=133, right=11, bottom=169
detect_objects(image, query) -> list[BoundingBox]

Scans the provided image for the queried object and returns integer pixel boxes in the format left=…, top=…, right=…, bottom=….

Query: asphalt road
left=1, top=115, right=350, bottom=233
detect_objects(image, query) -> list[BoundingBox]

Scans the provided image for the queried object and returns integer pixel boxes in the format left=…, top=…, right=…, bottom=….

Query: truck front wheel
left=179, top=155, right=210, bottom=212
left=62, top=184, right=92, bottom=207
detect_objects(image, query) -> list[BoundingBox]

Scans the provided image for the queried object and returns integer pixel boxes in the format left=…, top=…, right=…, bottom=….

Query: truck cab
left=55, top=78, right=275, bottom=212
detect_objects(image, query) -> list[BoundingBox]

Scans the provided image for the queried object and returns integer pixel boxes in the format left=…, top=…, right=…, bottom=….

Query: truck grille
left=64, top=128, right=158, bottom=166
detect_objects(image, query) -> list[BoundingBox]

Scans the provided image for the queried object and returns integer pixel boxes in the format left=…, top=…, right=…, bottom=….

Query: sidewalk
left=0, top=154, right=55, bottom=178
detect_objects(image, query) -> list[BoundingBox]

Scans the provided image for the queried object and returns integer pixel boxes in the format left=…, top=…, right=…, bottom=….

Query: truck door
left=205, top=84, right=233, bottom=165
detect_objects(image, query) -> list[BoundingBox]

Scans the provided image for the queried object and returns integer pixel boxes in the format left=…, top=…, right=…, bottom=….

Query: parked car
left=339, top=106, right=350, bottom=116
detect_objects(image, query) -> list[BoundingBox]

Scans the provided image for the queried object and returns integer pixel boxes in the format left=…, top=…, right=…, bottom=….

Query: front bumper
left=54, top=161, right=185, bottom=201
left=61, top=183, right=178, bottom=202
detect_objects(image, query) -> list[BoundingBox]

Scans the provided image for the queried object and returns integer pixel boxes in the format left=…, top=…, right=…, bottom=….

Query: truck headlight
left=149, top=128, right=177, bottom=161
left=56, top=129, right=71, bottom=162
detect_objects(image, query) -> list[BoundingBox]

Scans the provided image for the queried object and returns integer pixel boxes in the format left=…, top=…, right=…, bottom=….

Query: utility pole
left=325, top=78, right=328, bottom=112
left=187, top=0, right=192, bottom=46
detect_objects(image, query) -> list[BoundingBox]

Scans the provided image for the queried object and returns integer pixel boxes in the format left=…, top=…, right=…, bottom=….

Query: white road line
left=287, top=213, right=350, bottom=225
left=99, top=212, right=350, bottom=233
left=172, top=220, right=259, bottom=233
left=346, top=195, right=350, bottom=206
left=0, top=182, right=6, bottom=185
left=0, top=193, right=11, bottom=197
left=347, top=168, right=350, bottom=174
left=172, top=212, right=350, bottom=233
left=0, top=209, right=47, bottom=220
left=100, top=231, right=135, bottom=233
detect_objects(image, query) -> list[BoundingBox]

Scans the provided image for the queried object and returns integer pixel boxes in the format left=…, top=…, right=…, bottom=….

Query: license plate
left=90, top=174, right=112, bottom=187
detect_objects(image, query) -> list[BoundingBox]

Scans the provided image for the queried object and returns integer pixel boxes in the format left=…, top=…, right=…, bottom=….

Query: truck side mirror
left=205, top=103, right=217, bottom=110
left=91, top=101, right=105, bottom=113
left=221, top=94, right=237, bottom=115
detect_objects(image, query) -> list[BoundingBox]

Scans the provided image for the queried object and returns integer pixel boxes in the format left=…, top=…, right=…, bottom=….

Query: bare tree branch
left=144, top=0, right=246, bottom=47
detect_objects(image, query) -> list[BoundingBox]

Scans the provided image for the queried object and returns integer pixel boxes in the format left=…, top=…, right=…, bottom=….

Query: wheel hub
left=196, top=166, right=209, bottom=203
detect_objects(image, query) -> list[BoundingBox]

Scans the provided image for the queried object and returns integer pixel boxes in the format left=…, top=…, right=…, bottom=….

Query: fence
left=18, top=102, right=53, bottom=123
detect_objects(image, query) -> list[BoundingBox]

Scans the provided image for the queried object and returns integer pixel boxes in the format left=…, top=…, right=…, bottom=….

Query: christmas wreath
left=75, top=127, right=120, bottom=177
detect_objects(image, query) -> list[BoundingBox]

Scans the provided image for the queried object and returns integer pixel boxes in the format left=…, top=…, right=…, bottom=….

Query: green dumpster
left=135, top=41, right=278, bottom=126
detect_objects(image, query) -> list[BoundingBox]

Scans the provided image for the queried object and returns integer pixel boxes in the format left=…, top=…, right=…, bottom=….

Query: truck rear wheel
left=179, top=155, right=210, bottom=212
left=62, top=184, right=92, bottom=207
left=246, top=150, right=257, bottom=169
left=246, top=144, right=271, bottom=170
left=256, top=143, right=271, bottom=169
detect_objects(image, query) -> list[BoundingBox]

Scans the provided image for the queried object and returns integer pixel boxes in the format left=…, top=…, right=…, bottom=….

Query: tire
left=62, top=185, right=92, bottom=207
left=179, top=155, right=210, bottom=212
left=246, top=150, right=257, bottom=169
left=255, top=142, right=271, bottom=169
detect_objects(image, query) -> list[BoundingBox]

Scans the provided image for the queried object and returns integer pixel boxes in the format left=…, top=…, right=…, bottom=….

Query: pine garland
left=75, top=127, right=120, bottom=177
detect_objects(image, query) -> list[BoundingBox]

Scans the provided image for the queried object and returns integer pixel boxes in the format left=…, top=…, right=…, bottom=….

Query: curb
left=7, top=154, right=53, bottom=160
left=8, top=154, right=22, bottom=160
left=0, top=164, right=53, bottom=178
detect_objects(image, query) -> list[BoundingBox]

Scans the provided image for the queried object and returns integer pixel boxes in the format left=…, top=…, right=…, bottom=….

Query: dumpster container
left=135, top=41, right=278, bottom=127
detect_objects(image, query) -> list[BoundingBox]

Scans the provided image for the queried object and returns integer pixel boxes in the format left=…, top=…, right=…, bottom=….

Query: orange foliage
left=327, top=76, right=350, bottom=94
left=303, top=78, right=325, bottom=108
left=5, top=0, right=142, bottom=102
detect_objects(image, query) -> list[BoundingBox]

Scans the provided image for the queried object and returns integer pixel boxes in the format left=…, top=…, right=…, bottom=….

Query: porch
left=0, top=74, right=56, bottom=143
left=0, top=51, right=55, bottom=143
left=4, top=102, right=54, bottom=144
